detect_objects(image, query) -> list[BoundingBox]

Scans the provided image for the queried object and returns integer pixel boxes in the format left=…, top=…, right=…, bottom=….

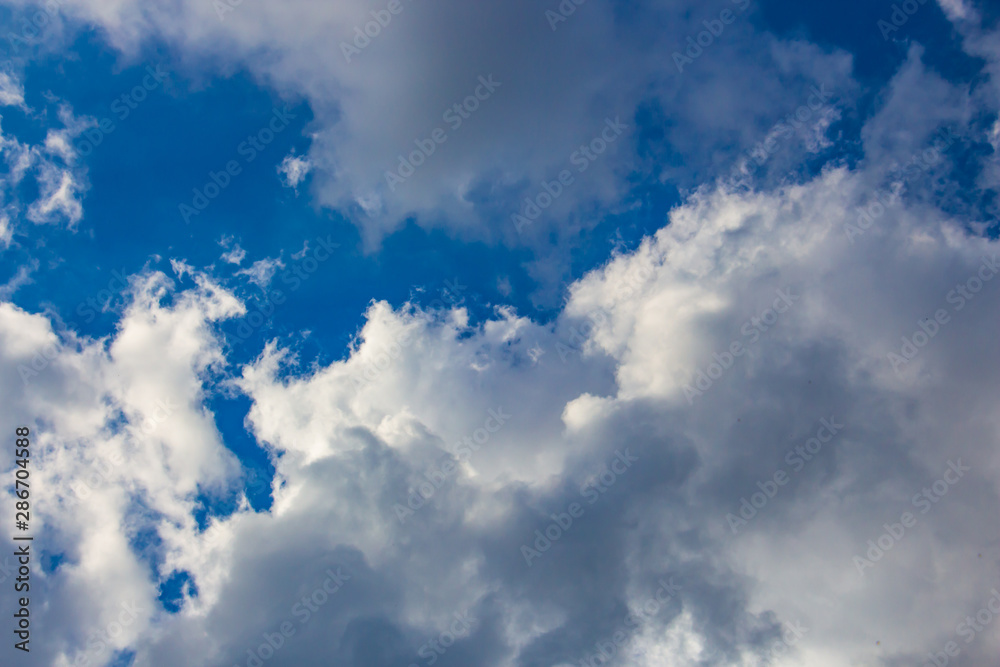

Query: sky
left=0, top=0, right=999, bottom=666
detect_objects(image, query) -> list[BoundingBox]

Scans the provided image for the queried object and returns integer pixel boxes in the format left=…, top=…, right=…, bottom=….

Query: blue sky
left=0, top=0, right=983, bottom=349
left=1, top=0, right=1000, bottom=666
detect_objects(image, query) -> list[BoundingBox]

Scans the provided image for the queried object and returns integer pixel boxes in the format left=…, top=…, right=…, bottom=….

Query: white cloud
left=277, top=153, right=312, bottom=191
left=2, top=138, right=999, bottom=664
left=0, top=211, right=12, bottom=247
left=221, top=245, right=246, bottom=264
left=937, top=0, right=975, bottom=22
left=235, top=256, right=286, bottom=289
left=0, top=258, right=36, bottom=298
left=219, top=236, right=246, bottom=265
left=0, top=102, right=91, bottom=232
left=1, top=4, right=999, bottom=667
left=14, top=0, right=858, bottom=249
left=0, top=265, right=246, bottom=666
left=26, top=161, right=84, bottom=226
left=0, top=70, right=26, bottom=108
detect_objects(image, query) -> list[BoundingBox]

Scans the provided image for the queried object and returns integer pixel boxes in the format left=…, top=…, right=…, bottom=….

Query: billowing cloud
left=1, top=2, right=999, bottom=666
left=3, top=104, right=999, bottom=665
left=0, top=0, right=858, bottom=247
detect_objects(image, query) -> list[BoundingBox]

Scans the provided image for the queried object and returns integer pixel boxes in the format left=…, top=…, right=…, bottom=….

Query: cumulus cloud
left=2, top=2, right=1000, bottom=667
left=0, top=266, right=246, bottom=666
left=3, top=110, right=1000, bottom=665
left=2, top=0, right=858, bottom=250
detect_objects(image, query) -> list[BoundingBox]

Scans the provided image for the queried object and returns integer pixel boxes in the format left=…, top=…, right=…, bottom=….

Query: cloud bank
left=0, top=1, right=998, bottom=666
